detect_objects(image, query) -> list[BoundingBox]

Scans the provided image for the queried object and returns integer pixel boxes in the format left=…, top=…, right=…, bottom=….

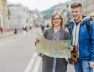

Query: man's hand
left=90, top=61, right=94, bottom=68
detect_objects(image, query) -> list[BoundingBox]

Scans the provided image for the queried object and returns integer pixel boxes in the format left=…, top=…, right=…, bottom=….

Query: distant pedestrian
left=23, top=27, right=28, bottom=32
left=14, top=28, right=17, bottom=34
left=22, top=28, right=27, bottom=37
left=40, top=25, right=45, bottom=32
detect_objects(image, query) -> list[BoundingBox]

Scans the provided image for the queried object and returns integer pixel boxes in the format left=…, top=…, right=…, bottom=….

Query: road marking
left=24, top=53, right=38, bottom=72
left=32, top=56, right=42, bottom=72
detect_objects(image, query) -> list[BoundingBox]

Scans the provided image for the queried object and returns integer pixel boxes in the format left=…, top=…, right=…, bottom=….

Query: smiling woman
left=35, top=11, right=70, bottom=72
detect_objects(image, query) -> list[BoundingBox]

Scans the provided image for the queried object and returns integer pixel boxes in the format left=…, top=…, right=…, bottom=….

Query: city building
left=0, top=0, right=9, bottom=31
left=54, top=1, right=71, bottom=26
left=8, top=4, right=33, bottom=30
left=31, top=9, right=44, bottom=27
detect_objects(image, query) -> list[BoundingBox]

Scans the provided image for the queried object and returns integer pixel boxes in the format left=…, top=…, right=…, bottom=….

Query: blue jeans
left=74, top=59, right=93, bottom=72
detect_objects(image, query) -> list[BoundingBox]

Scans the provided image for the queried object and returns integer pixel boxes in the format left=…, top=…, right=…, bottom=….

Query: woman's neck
left=53, top=26, right=60, bottom=33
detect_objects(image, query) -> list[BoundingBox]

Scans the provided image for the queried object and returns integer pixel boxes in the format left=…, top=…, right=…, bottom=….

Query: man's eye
left=75, top=11, right=78, bottom=13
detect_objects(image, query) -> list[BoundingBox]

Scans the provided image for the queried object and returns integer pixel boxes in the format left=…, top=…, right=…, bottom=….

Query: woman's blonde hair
left=51, top=12, right=64, bottom=29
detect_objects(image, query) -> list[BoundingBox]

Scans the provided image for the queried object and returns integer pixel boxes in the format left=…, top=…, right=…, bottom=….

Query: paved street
left=0, top=28, right=75, bottom=72
left=0, top=28, right=37, bottom=72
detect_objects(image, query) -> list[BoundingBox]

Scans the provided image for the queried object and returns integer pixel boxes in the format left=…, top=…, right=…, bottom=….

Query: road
left=0, top=28, right=75, bottom=72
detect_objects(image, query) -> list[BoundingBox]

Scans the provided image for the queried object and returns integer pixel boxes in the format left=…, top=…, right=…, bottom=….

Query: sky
left=7, top=0, right=71, bottom=11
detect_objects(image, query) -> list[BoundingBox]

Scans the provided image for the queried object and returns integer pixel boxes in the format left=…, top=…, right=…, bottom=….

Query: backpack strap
left=86, top=20, right=91, bottom=40
left=86, top=20, right=90, bottom=29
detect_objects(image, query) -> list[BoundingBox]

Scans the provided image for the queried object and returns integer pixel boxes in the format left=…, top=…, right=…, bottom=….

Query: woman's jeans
left=74, top=59, right=93, bottom=72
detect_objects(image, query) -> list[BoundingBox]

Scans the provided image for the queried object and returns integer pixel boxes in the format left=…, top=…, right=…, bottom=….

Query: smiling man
left=69, top=2, right=94, bottom=72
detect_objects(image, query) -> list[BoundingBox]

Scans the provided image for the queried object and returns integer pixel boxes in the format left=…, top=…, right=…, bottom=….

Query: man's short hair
left=71, top=2, right=82, bottom=8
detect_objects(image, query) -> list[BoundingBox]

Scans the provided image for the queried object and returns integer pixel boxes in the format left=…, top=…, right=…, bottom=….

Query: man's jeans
left=74, top=59, right=93, bottom=72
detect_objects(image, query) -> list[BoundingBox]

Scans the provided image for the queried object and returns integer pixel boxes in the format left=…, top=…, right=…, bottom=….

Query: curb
left=0, top=32, right=14, bottom=38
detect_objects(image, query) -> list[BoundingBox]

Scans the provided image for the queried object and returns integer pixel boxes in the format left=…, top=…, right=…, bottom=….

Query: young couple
left=36, top=2, right=94, bottom=72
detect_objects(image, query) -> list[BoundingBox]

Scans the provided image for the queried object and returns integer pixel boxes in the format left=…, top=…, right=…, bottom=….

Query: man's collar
left=74, top=15, right=85, bottom=25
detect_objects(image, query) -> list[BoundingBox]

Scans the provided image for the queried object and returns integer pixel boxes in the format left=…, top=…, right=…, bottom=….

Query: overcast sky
left=7, top=0, right=71, bottom=11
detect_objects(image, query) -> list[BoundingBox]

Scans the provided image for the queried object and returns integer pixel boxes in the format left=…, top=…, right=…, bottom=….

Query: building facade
left=8, top=4, right=32, bottom=30
left=0, top=0, right=9, bottom=31
left=31, top=9, right=44, bottom=27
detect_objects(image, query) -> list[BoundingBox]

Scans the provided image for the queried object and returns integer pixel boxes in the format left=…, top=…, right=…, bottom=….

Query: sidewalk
left=0, top=31, right=14, bottom=38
